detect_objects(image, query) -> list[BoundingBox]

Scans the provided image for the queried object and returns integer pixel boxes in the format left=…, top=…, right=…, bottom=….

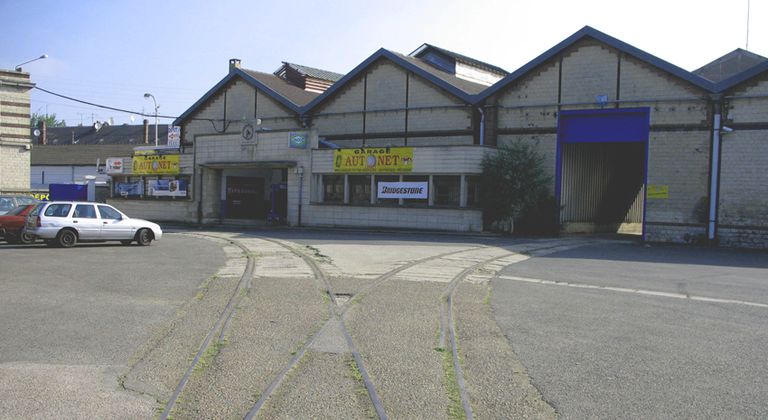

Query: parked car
left=0, top=195, right=38, bottom=215
left=26, top=201, right=163, bottom=248
left=0, top=204, right=37, bottom=244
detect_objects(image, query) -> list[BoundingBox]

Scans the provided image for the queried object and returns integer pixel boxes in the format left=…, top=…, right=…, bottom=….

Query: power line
left=34, top=85, right=178, bottom=119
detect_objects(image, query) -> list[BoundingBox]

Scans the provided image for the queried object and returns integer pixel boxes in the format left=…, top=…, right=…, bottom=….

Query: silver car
left=26, top=201, right=163, bottom=248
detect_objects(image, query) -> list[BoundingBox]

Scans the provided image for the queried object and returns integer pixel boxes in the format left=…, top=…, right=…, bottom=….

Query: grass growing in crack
left=442, top=346, right=465, bottom=420
left=195, top=275, right=219, bottom=301
left=193, top=339, right=226, bottom=375
left=348, top=358, right=376, bottom=419
left=483, top=286, right=492, bottom=306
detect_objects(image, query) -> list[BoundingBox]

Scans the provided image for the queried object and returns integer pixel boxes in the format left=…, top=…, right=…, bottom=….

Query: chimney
left=38, top=120, right=47, bottom=145
left=229, top=58, right=241, bottom=73
left=143, top=119, right=149, bottom=144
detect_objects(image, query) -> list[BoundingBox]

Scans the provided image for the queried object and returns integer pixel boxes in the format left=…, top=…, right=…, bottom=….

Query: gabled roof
left=694, top=49, right=768, bottom=83
left=34, top=124, right=169, bottom=146
left=277, top=62, right=344, bottom=82
left=477, top=26, right=716, bottom=103
left=174, top=67, right=319, bottom=125
left=302, top=48, right=487, bottom=113
left=410, top=43, right=508, bottom=76
left=713, top=59, right=768, bottom=93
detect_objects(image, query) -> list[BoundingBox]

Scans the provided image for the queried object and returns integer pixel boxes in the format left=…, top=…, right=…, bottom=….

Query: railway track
left=157, top=231, right=596, bottom=419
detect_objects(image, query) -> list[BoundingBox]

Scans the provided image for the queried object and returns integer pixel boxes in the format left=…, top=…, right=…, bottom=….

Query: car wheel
left=120, top=240, right=132, bottom=246
left=19, top=231, right=35, bottom=245
left=57, top=229, right=77, bottom=248
left=135, top=228, right=152, bottom=246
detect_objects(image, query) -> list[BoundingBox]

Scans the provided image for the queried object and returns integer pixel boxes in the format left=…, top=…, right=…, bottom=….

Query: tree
left=480, top=141, right=556, bottom=234
left=30, top=112, right=66, bottom=128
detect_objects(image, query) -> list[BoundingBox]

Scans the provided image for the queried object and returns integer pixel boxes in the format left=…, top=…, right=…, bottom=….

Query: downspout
left=707, top=96, right=722, bottom=242
left=478, top=106, right=485, bottom=146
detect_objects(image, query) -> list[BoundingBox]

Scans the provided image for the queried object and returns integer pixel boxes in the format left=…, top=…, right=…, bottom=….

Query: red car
left=0, top=204, right=37, bottom=244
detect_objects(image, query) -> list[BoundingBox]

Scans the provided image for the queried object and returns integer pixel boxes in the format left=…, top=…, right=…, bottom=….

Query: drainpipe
left=477, top=106, right=485, bottom=146
left=707, top=96, right=722, bottom=242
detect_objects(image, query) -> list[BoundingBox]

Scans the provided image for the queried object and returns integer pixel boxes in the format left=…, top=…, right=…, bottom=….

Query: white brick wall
left=303, top=204, right=482, bottom=232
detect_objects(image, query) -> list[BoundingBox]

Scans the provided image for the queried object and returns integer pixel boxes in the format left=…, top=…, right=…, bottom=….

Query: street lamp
left=143, top=93, right=158, bottom=146
left=15, top=54, right=48, bottom=72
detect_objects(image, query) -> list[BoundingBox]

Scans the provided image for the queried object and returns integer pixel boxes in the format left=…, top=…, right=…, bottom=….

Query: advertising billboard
left=333, top=147, right=413, bottom=173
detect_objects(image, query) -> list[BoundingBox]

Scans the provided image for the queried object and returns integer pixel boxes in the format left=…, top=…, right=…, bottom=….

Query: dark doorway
left=226, top=176, right=265, bottom=219
left=560, top=142, right=645, bottom=233
left=556, top=108, right=650, bottom=236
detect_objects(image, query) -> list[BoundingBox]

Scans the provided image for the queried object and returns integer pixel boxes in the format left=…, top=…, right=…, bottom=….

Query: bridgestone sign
left=377, top=182, right=428, bottom=199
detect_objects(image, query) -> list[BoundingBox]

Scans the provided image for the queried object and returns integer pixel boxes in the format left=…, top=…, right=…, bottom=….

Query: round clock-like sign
left=242, top=124, right=254, bottom=140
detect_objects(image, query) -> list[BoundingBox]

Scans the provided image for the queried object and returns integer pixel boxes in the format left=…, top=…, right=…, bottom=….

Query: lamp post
left=143, top=93, right=159, bottom=146
left=15, top=54, right=48, bottom=72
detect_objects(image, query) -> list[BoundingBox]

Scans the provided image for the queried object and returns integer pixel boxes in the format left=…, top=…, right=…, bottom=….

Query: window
left=466, top=176, right=481, bottom=207
left=73, top=204, right=97, bottom=218
left=98, top=205, right=123, bottom=220
left=434, top=176, right=460, bottom=206
left=323, top=175, right=344, bottom=203
left=349, top=175, right=371, bottom=205
left=44, top=204, right=71, bottom=217
left=0, top=198, right=14, bottom=213
left=402, top=175, right=428, bottom=206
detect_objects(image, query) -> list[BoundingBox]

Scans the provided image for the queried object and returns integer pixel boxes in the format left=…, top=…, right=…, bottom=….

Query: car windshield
left=0, top=197, right=15, bottom=213
left=4, top=205, right=28, bottom=216
left=16, top=196, right=37, bottom=205
left=29, top=203, right=45, bottom=217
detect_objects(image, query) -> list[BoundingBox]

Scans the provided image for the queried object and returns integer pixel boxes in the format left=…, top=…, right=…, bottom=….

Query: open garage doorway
left=205, top=163, right=291, bottom=225
left=556, top=108, right=649, bottom=237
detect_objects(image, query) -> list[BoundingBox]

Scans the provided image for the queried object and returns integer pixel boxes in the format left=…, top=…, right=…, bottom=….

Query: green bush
left=480, top=141, right=556, bottom=234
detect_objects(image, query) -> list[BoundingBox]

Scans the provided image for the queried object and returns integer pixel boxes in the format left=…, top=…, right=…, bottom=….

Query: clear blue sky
left=2, top=0, right=765, bottom=127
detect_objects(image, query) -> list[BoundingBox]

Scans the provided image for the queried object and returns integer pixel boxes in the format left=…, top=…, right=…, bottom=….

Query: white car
left=26, top=201, right=163, bottom=248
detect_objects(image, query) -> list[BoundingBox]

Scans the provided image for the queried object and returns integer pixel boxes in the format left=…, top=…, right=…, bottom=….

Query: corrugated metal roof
left=240, top=69, right=320, bottom=106
left=279, top=62, right=344, bottom=82
left=410, top=43, right=508, bottom=76
left=390, top=51, right=489, bottom=95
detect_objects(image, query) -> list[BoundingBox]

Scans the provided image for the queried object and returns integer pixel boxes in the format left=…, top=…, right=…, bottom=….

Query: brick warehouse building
left=104, top=26, right=768, bottom=248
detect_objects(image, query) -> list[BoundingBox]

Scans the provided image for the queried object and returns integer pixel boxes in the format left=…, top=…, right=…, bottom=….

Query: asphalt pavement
left=0, top=234, right=226, bottom=418
left=492, top=241, right=768, bottom=419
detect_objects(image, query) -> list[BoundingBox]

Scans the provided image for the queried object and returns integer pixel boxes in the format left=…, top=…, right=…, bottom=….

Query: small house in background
left=30, top=120, right=170, bottom=200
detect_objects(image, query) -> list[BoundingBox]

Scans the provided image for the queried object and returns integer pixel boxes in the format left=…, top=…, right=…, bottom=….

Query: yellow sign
left=133, top=154, right=180, bottom=175
left=333, top=147, right=414, bottom=173
left=647, top=185, right=669, bottom=199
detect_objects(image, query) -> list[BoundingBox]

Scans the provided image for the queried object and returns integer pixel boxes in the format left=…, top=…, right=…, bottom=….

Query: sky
left=2, top=0, right=766, bottom=128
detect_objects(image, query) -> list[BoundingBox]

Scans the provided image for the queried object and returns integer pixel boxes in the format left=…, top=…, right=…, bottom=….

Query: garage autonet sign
left=333, top=147, right=413, bottom=173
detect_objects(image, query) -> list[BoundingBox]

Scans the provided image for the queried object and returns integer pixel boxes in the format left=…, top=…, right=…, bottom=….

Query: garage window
left=433, top=176, right=460, bottom=206
left=323, top=175, right=344, bottom=203
left=349, top=175, right=371, bottom=205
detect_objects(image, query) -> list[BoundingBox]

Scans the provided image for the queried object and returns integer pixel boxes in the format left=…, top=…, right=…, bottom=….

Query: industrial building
left=90, top=26, right=768, bottom=248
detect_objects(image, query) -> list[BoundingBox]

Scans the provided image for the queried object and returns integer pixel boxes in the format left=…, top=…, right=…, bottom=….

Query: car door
left=72, top=204, right=101, bottom=240
left=97, top=205, right=134, bottom=240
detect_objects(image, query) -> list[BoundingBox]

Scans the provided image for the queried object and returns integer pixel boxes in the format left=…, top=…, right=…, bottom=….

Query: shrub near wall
left=480, top=141, right=554, bottom=234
